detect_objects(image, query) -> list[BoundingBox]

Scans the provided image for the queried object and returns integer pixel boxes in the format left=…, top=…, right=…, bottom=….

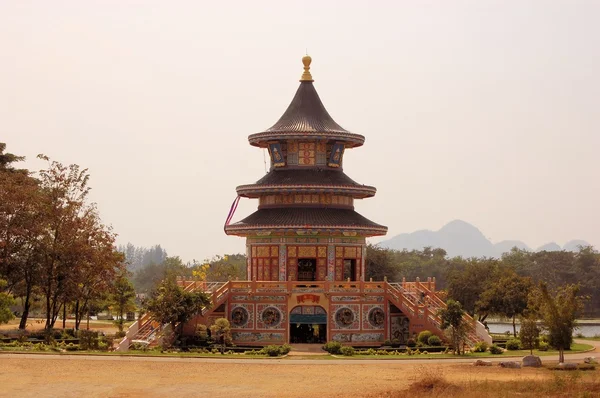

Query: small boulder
left=499, top=361, right=521, bottom=369
left=557, top=362, right=578, bottom=370
left=473, top=360, right=492, bottom=366
left=522, top=355, right=542, bottom=368
left=584, top=357, right=598, bottom=364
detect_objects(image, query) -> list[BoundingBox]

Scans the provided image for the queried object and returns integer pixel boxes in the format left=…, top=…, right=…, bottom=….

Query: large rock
left=499, top=361, right=521, bottom=369
left=584, top=357, right=598, bottom=364
left=473, top=360, right=492, bottom=366
left=557, top=362, right=578, bottom=370
left=522, top=355, right=542, bottom=367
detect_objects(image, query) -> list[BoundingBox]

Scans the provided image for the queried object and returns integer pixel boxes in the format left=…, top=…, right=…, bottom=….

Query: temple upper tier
left=225, top=56, right=387, bottom=242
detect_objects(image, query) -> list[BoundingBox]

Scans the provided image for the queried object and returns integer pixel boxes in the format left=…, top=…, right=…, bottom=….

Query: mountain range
left=378, top=220, right=592, bottom=258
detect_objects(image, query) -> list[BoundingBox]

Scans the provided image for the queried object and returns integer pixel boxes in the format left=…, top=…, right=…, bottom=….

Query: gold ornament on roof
left=300, top=54, right=314, bottom=82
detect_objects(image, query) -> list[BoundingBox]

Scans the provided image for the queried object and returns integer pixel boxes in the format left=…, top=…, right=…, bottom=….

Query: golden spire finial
left=300, top=54, right=314, bottom=82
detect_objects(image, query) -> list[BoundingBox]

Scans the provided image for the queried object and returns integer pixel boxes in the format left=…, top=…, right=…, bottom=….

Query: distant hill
left=379, top=220, right=591, bottom=258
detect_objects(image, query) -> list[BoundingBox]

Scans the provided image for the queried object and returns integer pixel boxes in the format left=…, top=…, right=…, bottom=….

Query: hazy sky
left=2, top=1, right=599, bottom=262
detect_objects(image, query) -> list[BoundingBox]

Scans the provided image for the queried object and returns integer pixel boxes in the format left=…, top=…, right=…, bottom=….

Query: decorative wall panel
left=230, top=303, right=254, bottom=329
left=331, top=304, right=360, bottom=330
left=362, top=304, right=385, bottom=330
left=256, top=304, right=286, bottom=330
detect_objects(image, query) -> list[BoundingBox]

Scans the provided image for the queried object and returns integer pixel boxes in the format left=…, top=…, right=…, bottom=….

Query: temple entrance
left=297, top=258, right=317, bottom=281
left=289, top=306, right=327, bottom=344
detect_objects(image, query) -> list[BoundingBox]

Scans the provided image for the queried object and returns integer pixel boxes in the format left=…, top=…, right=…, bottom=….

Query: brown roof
left=236, top=169, right=377, bottom=198
left=248, top=82, right=365, bottom=147
left=225, top=207, right=387, bottom=236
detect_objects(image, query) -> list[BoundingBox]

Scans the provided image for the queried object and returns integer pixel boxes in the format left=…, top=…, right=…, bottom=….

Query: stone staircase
left=115, top=281, right=226, bottom=351
left=384, top=279, right=491, bottom=347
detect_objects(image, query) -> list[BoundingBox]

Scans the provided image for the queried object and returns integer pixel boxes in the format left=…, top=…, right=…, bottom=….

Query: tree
left=210, top=318, right=232, bottom=354
left=111, top=272, right=136, bottom=331
left=519, top=316, right=540, bottom=355
left=476, top=271, right=533, bottom=336
left=530, top=282, right=585, bottom=363
left=365, top=244, right=397, bottom=281
left=0, top=143, right=25, bottom=172
left=446, top=258, right=500, bottom=317
left=439, top=299, right=469, bottom=355
left=144, top=277, right=211, bottom=339
left=0, top=279, right=15, bottom=324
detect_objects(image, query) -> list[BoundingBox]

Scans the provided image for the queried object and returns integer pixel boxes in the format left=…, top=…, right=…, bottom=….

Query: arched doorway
left=289, top=306, right=327, bottom=344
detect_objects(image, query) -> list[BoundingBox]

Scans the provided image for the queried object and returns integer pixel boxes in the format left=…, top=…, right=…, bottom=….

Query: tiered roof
left=225, top=56, right=387, bottom=237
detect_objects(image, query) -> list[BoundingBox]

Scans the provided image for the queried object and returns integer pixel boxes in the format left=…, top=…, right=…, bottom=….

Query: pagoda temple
left=119, top=57, right=492, bottom=350
left=224, top=54, right=387, bottom=283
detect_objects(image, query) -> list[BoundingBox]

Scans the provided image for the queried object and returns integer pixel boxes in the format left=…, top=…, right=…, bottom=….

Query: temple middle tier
left=236, top=169, right=377, bottom=199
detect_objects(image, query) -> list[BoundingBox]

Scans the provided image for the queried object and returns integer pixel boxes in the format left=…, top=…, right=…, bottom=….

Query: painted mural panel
left=331, top=304, right=360, bottom=330
left=232, top=332, right=285, bottom=343
left=390, top=314, right=410, bottom=344
left=362, top=304, right=385, bottom=330
left=331, top=333, right=384, bottom=343
left=230, top=303, right=254, bottom=330
left=256, top=304, right=286, bottom=330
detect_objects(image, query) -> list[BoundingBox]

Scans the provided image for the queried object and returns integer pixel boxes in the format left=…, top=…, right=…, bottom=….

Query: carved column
left=327, top=244, right=335, bottom=281
left=279, top=243, right=287, bottom=281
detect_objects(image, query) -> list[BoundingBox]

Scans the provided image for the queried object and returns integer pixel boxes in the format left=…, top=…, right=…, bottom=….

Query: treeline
left=128, top=253, right=246, bottom=294
left=117, top=243, right=167, bottom=272
left=365, top=244, right=600, bottom=318
left=0, top=143, right=130, bottom=330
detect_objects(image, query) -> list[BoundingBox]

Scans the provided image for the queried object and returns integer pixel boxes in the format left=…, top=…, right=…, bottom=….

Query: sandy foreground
left=0, top=354, right=562, bottom=398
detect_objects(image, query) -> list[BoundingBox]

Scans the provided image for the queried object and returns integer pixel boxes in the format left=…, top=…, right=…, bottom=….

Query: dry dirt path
left=0, top=340, right=597, bottom=398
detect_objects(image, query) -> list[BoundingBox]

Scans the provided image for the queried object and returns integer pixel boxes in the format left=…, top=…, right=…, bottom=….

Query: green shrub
left=376, top=349, right=389, bottom=355
left=505, top=339, right=521, bottom=350
left=417, top=331, right=433, bottom=346
left=406, top=338, right=417, bottom=347
left=78, top=330, right=99, bottom=350
left=383, top=339, right=393, bottom=346
left=489, top=344, right=503, bottom=354
left=538, top=341, right=549, bottom=351
left=427, top=335, right=442, bottom=346
left=279, top=344, right=292, bottom=355
left=264, top=345, right=282, bottom=357
left=340, top=346, right=355, bottom=356
left=413, top=349, right=421, bottom=355
left=114, top=331, right=126, bottom=339
left=34, top=343, right=48, bottom=351
left=98, top=341, right=108, bottom=351
left=131, top=342, right=149, bottom=351
left=65, top=343, right=79, bottom=351
left=323, top=341, right=342, bottom=355
left=473, top=341, right=489, bottom=353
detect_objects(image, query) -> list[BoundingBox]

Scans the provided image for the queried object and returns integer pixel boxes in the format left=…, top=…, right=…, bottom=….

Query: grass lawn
left=578, top=336, right=600, bottom=341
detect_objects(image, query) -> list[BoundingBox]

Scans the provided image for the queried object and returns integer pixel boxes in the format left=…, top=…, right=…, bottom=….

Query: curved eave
left=236, top=184, right=377, bottom=199
left=248, top=131, right=365, bottom=148
left=225, top=224, right=388, bottom=237
left=224, top=207, right=388, bottom=238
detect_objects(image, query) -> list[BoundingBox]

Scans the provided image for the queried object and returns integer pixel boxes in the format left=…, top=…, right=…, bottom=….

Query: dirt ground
left=0, top=355, right=573, bottom=398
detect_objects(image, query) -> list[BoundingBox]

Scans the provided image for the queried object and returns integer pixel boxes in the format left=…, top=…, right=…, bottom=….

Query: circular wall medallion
left=261, top=307, right=282, bottom=328
left=335, top=307, right=355, bottom=329
left=231, top=306, right=249, bottom=327
left=368, top=307, right=385, bottom=328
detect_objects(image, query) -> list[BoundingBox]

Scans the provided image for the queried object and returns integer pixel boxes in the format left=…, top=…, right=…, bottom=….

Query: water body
left=487, top=322, right=600, bottom=337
